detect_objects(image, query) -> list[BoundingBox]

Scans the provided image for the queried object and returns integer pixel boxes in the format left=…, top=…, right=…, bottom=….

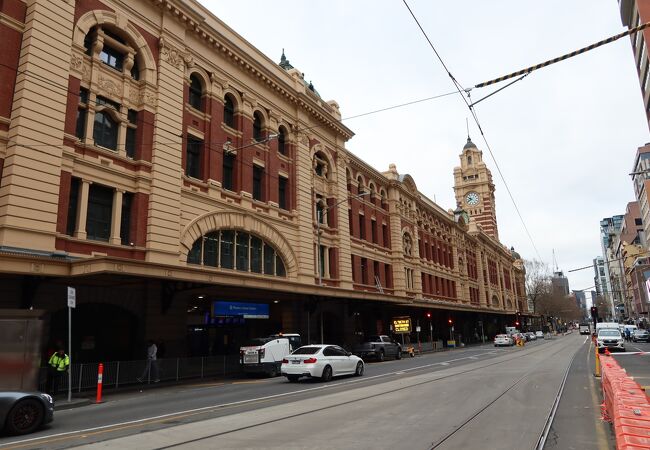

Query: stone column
left=75, top=180, right=91, bottom=240
left=110, top=189, right=123, bottom=245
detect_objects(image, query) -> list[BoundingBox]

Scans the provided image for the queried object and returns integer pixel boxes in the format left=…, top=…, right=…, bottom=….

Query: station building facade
left=0, top=0, right=526, bottom=362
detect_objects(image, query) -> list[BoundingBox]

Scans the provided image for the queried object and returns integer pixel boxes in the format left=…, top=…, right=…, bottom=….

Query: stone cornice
left=149, top=0, right=353, bottom=140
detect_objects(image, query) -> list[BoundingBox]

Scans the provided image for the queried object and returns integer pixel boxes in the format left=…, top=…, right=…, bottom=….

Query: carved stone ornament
left=128, top=87, right=157, bottom=107
left=159, top=37, right=191, bottom=70
left=70, top=55, right=83, bottom=70
left=98, top=74, right=119, bottom=98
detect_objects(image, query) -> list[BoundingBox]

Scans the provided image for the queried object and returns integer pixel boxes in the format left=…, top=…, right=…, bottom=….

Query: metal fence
left=39, top=355, right=241, bottom=394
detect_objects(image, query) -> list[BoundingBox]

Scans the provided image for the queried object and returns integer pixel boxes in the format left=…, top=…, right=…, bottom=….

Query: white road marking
left=4, top=351, right=488, bottom=446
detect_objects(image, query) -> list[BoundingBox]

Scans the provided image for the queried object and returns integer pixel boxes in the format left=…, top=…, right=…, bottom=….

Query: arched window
left=187, top=229, right=286, bottom=276
left=189, top=74, right=203, bottom=110
left=467, top=155, right=472, bottom=165
left=278, top=126, right=287, bottom=155
left=316, top=199, right=326, bottom=224
left=93, top=110, right=118, bottom=150
left=253, top=111, right=264, bottom=141
left=224, top=95, right=236, bottom=128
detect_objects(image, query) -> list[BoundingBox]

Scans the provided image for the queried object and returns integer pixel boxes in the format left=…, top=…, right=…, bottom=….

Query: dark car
left=0, top=392, right=54, bottom=435
left=633, top=329, right=650, bottom=342
left=352, top=335, right=402, bottom=361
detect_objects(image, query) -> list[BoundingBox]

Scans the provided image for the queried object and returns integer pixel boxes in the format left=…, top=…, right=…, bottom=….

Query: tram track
left=147, top=338, right=574, bottom=450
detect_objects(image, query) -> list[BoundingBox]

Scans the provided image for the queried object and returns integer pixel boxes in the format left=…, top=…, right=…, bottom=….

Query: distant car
left=281, top=345, right=365, bottom=382
left=633, top=329, right=650, bottom=342
left=0, top=392, right=54, bottom=435
left=352, top=335, right=401, bottom=361
left=494, top=334, right=513, bottom=347
left=535, top=331, right=544, bottom=339
left=526, top=332, right=536, bottom=341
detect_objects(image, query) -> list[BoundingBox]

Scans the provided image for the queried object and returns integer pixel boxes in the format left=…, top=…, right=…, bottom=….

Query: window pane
left=120, top=192, right=133, bottom=245
left=278, top=177, right=287, bottom=210
left=125, top=127, right=136, bottom=159
left=220, top=230, right=234, bottom=269
left=276, top=255, right=286, bottom=277
left=93, top=112, right=118, bottom=150
left=224, top=96, right=235, bottom=128
left=75, top=109, right=86, bottom=139
left=188, top=239, right=202, bottom=264
left=100, top=45, right=123, bottom=71
left=264, top=243, right=275, bottom=275
left=186, top=137, right=202, bottom=179
left=278, top=131, right=286, bottom=155
left=223, top=154, right=234, bottom=190
left=86, top=184, right=113, bottom=241
left=236, top=232, right=249, bottom=271
left=253, top=166, right=263, bottom=200
left=189, top=75, right=202, bottom=110
left=250, top=236, right=262, bottom=273
left=203, top=231, right=219, bottom=267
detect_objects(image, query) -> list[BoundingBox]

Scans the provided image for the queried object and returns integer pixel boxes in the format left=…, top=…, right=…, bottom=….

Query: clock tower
left=453, top=137, right=499, bottom=240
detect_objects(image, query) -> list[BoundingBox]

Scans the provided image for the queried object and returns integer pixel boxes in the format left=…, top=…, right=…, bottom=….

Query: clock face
left=466, top=192, right=480, bottom=206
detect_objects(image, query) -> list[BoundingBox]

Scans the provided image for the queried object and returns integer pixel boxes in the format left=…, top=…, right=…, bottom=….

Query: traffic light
left=515, top=321, right=520, bottom=326
left=590, top=306, right=599, bottom=319
left=426, top=312, right=432, bottom=319
left=448, top=318, right=453, bottom=325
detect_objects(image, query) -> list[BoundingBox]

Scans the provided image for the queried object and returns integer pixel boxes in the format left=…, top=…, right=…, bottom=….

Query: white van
left=240, top=337, right=291, bottom=377
left=595, top=322, right=620, bottom=333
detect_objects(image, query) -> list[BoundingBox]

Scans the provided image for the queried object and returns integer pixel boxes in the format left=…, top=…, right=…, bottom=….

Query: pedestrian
left=137, top=340, right=159, bottom=383
left=625, top=328, right=632, bottom=342
left=46, top=347, right=70, bottom=395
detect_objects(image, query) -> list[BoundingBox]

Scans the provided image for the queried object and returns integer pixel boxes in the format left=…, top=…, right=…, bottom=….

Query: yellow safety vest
left=48, top=353, right=70, bottom=371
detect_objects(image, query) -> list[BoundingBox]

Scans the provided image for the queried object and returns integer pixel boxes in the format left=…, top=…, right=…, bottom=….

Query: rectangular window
left=75, top=88, right=88, bottom=139
left=86, top=184, right=113, bottom=242
left=361, top=257, right=368, bottom=284
left=223, top=153, right=235, bottom=191
left=250, top=236, right=262, bottom=273
left=99, top=45, right=123, bottom=71
left=120, top=192, right=133, bottom=245
left=203, top=232, right=219, bottom=267
left=220, top=230, right=234, bottom=269
left=66, top=177, right=80, bottom=236
left=319, top=245, right=326, bottom=279
left=373, top=261, right=380, bottom=285
left=236, top=232, right=249, bottom=271
left=278, top=176, right=288, bottom=210
left=382, top=223, right=389, bottom=248
left=186, top=136, right=202, bottom=179
left=253, top=165, right=263, bottom=201
left=384, top=264, right=391, bottom=288
left=263, top=243, right=275, bottom=274
left=351, top=255, right=357, bottom=283
left=125, top=110, right=138, bottom=159
left=358, top=213, right=365, bottom=240
left=371, top=219, right=377, bottom=244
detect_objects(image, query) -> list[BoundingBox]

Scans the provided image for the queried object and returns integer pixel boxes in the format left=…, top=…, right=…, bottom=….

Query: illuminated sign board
left=392, top=316, right=412, bottom=334
left=213, top=301, right=269, bottom=319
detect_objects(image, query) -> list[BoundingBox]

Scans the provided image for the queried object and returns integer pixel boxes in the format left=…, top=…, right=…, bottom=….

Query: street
left=0, top=334, right=611, bottom=450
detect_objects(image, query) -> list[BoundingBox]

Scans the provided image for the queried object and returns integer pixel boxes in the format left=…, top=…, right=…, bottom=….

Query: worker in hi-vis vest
left=46, top=347, right=70, bottom=395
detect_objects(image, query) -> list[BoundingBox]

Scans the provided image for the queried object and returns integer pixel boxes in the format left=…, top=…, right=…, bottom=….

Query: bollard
left=96, top=363, right=104, bottom=404
left=595, top=345, right=601, bottom=378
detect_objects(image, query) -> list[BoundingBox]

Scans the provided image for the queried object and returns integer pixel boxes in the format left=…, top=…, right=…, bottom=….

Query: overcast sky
left=200, top=0, right=650, bottom=300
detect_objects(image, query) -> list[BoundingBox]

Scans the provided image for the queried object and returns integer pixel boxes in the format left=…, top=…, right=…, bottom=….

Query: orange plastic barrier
left=600, top=354, right=650, bottom=450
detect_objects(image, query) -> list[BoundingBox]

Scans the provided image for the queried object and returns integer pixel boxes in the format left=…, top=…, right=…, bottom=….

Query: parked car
left=240, top=336, right=294, bottom=377
left=494, top=334, right=513, bottom=347
left=535, top=331, right=544, bottom=339
left=0, top=392, right=54, bottom=435
left=526, top=332, right=536, bottom=341
left=596, top=329, right=625, bottom=353
left=352, top=335, right=401, bottom=361
left=633, top=329, right=650, bottom=342
left=281, top=345, right=364, bottom=382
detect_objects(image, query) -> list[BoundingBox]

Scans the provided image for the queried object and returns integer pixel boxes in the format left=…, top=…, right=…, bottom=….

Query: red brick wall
left=56, top=171, right=72, bottom=234
left=74, top=0, right=112, bottom=23
left=64, top=76, right=81, bottom=136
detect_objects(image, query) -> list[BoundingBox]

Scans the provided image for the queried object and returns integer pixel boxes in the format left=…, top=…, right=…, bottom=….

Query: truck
left=352, top=335, right=402, bottom=361
left=239, top=333, right=302, bottom=377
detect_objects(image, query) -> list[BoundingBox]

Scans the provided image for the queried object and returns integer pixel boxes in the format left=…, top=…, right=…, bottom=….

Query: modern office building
left=0, top=0, right=526, bottom=361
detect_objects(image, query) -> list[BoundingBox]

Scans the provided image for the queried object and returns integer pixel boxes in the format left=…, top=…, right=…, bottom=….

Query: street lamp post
left=315, top=191, right=369, bottom=343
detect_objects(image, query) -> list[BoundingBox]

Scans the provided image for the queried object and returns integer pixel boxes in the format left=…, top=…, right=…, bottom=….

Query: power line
left=474, top=21, right=650, bottom=89
left=402, top=0, right=543, bottom=262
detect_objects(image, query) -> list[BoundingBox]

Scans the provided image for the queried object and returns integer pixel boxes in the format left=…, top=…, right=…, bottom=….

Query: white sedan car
left=494, top=334, right=513, bottom=347
left=281, top=345, right=365, bottom=382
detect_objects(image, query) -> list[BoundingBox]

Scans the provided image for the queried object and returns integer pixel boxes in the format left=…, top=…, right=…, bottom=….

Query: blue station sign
left=213, top=301, right=269, bottom=319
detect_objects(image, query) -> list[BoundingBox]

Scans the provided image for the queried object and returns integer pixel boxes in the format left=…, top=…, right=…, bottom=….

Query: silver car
left=0, top=392, right=54, bottom=435
left=633, top=329, right=650, bottom=342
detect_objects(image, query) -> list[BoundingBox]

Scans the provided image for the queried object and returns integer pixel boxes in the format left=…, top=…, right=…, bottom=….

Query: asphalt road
left=0, top=335, right=608, bottom=450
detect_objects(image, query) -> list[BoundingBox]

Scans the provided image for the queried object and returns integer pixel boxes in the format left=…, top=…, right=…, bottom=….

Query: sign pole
left=67, top=287, right=76, bottom=403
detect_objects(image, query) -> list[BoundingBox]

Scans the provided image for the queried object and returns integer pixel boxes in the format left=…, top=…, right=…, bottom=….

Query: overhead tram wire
left=402, top=0, right=543, bottom=261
